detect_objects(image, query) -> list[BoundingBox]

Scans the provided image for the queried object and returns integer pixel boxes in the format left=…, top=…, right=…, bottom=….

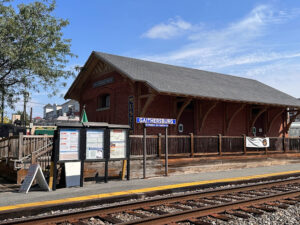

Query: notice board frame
left=106, top=126, right=130, bottom=183
left=52, top=122, right=130, bottom=190
left=52, top=123, right=85, bottom=190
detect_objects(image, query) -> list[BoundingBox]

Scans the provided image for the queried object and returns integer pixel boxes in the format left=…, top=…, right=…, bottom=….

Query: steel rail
left=2, top=177, right=300, bottom=225
left=123, top=189, right=300, bottom=225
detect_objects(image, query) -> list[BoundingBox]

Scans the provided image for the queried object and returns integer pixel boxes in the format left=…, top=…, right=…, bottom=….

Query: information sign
left=86, top=130, right=104, bottom=159
left=65, top=162, right=81, bottom=187
left=136, top=117, right=176, bottom=125
left=110, top=129, right=126, bottom=158
left=19, top=164, right=50, bottom=193
left=59, top=129, right=80, bottom=161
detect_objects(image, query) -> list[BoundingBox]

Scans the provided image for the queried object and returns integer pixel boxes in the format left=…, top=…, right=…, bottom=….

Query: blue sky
left=8, top=0, right=300, bottom=118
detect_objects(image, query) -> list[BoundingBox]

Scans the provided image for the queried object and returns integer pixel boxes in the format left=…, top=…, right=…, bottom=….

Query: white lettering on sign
left=136, top=117, right=176, bottom=125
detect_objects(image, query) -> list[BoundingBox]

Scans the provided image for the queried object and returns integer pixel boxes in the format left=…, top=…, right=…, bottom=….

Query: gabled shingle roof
left=66, top=51, right=300, bottom=108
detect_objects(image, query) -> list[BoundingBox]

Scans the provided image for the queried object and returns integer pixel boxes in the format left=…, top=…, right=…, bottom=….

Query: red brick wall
left=78, top=69, right=286, bottom=137
left=201, top=103, right=224, bottom=135
left=267, top=108, right=286, bottom=137
left=80, top=71, right=134, bottom=125
left=227, top=103, right=247, bottom=136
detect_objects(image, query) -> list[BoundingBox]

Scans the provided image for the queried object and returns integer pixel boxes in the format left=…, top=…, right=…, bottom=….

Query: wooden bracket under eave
left=176, top=98, right=193, bottom=123
left=199, top=102, right=218, bottom=133
left=226, top=104, right=246, bottom=134
left=267, top=108, right=285, bottom=134
left=249, top=106, right=268, bottom=132
left=285, top=110, right=300, bottom=132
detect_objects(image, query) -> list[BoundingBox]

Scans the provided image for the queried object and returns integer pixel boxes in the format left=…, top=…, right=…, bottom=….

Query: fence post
left=285, top=136, right=289, bottom=152
left=18, top=132, right=23, bottom=160
left=218, top=134, right=222, bottom=155
left=282, top=136, right=285, bottom=152
left=190, top=133, right=194, bottom=157
left=8, top=133, right=13, bottom=158
left=158, top=133, right=162, bottom=158
left=31, top=153, right=36, bottom=164
left=243, top=134, right=247, bottom=155
left=264, top=135, right=268, bottom=155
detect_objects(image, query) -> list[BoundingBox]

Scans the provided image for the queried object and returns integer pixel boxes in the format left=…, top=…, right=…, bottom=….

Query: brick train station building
left=65, top=52, right=300, bottom=137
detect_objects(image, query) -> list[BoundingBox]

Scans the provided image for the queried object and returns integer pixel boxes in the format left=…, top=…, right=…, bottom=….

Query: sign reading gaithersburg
left=136, top=117, right=176, bottom=125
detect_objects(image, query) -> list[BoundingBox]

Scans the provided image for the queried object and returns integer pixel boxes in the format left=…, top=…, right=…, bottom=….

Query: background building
left=42, top=100, right=80, bottom=124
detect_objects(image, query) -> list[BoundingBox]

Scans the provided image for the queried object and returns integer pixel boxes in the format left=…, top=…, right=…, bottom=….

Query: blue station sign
left=136, top=117, right=176, bottom=125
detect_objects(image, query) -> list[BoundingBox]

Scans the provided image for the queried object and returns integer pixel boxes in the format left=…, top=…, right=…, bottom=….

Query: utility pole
left=23, top=91, right=29, bottom=127
left=30, top=107, right=32, bottom=123
left=1, top=90, right=4, bottom=124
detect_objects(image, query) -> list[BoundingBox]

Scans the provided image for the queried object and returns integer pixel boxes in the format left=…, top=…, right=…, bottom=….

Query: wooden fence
left=0, top=135, right=19, bottom=158
left=0, top=133, right=53, bottom=175
left=0, top=133, right=53, bottom=160
left=1, top=133, right=300, bottom=169
left=130, top=134, right=300, bottom=157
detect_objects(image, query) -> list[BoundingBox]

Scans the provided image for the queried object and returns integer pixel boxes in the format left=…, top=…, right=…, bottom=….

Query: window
left=97, top=94, right=110, bottom=110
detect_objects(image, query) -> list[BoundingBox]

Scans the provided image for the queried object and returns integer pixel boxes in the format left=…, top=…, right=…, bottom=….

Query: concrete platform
left=1, top=163, right=300, bottom=211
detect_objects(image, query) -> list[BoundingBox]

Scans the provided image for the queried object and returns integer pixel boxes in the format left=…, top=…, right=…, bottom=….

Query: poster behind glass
left=86, top=130, right=104, bottom=159
left=110, top=129, right=126, bottom=159
left=59, top=129, right=80, bottom=161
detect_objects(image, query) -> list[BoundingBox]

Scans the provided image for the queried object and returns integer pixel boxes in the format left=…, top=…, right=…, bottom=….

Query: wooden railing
left=0, top=133, right=53, bottom=177
left=130, top=134, right=300, bottom=157
left=0, top=135, right=19, bottom=159
left=2, top=133, right=300, bottom=168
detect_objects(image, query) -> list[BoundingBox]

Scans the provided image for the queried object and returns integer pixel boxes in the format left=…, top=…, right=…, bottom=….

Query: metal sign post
left=143, top=125, right=147, bottom=179
left=136, top=117, right=176, bottom=178
left=165, top=127, right=168, bottom=176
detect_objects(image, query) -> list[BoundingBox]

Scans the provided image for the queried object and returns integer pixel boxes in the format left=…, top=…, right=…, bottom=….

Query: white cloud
left=138, top=5, right=300, bottom=98
left=143, top=5, right=300, bottom=66
left=142, top=17, right=194, bottom=39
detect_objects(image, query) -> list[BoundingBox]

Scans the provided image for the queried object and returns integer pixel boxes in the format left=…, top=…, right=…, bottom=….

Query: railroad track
left=2, top=178, right=300, bottom=225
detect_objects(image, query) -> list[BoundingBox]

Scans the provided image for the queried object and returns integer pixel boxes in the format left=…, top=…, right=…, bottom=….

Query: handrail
left=13, top=141, right=53, bottom=169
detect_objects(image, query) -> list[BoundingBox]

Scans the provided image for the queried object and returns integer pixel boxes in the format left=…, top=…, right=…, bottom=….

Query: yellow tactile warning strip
left=1, top=170, right=300, bottom=212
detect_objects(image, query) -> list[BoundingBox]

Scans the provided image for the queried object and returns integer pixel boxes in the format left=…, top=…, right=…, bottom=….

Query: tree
left=0, top=0, right=76, bottom=114
left=0, top=115, right=10, bottom=124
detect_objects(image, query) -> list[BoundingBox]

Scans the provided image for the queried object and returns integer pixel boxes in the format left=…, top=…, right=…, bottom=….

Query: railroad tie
left=188, top=218, right=214, bottom=225
left=99, top=215, right=124, bottom=224
left=209, top=196, right=232, bottom=203
left=288, top=197, right=300, bottom=202
left=209, top=213, right=232, bottom=221
left=197, top=199, right=217, bottom=205
left=167, top=203, right=189, bottom=210
left=142, top=207, right=169, bottom=215
left=239, top=207, right=264, bottom=215
left=252, top=204, right=277, bottom=212
left=184, top=201, right=205, bottom=208
left=281, top=199, right=298, bottom=205
left=126, top=210, right=149, bottom=218
left=266, top=202, right=289, bottom=209
left=71, top=221, right=90, bottom=225
left=225, top=209, right=250, bottom=219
